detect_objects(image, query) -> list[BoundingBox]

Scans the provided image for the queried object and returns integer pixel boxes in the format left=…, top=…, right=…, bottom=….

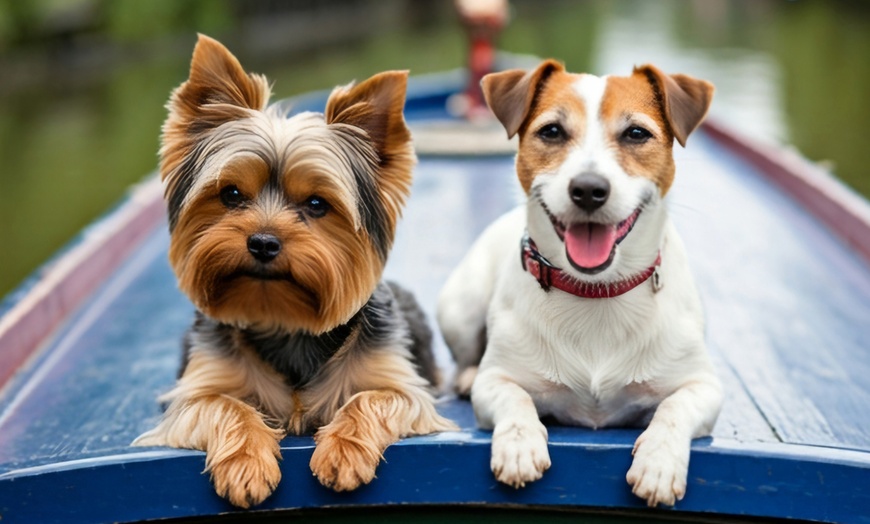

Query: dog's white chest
left=484, top=252, right=681, bottom=429
left=531, top=376, right=663, bottom=428
left=530, top=319, right=668, bottom=428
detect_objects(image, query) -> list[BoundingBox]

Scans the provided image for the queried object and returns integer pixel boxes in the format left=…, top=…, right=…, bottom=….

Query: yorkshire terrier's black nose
left=569, top=173, right=610, bottom=213
left=247, top=233, right=282, bottom=263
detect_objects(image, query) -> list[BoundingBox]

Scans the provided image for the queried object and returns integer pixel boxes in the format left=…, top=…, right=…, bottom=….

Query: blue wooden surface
left=1, top=78, right=870, bottom=523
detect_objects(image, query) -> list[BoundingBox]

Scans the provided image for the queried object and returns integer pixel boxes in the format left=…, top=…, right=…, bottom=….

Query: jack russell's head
left=482, top=61, right=713, bottom=282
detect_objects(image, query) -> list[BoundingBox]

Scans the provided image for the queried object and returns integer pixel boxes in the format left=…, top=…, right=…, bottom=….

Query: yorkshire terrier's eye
left=219, top=185, right=246, bottom=208
left=303, top=195, right=330, bottom=219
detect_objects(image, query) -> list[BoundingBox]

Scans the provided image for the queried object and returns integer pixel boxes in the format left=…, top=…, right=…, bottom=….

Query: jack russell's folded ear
left=481, top=59, right=565, bottom=139
left=635, top=65, right=714, bottom=147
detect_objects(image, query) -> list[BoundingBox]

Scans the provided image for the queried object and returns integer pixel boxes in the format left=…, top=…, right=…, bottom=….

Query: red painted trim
left=0, top=178, right=165, bottom=390
left=703, top=119, right=870, bottom=266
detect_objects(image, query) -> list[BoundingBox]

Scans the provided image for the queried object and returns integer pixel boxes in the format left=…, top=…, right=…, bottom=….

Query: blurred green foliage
left=0, top=0, right=231, bottom=48
left=0, top=0, right=868, bottom=298
left=774, top=2, right=870, bottom=196
left=102, top=0, right=232, bottom=42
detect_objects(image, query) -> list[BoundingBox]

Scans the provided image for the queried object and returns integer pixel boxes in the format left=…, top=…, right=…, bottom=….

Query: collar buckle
left=651, top=265, right=663, bottom=293
left=521, top=233, right=557, bottom=291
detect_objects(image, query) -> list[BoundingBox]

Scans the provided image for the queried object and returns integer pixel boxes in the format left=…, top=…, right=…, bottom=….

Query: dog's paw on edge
left=626, top=429, right=689, bottom=507
left=490, top=419, right=551, bottom=488
left=210, top=450, right=282, bottom=509
left=310, top=431, right=381, bottom=492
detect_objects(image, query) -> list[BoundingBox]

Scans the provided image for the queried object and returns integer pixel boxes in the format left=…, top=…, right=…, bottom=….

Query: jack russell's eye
left=622, top=126, right=653, bottom=143
left=219, top=185, right=247, bottom=208
left=303, top=195, right=330, bottom=219
left=536, top=123, right=567, bottom=143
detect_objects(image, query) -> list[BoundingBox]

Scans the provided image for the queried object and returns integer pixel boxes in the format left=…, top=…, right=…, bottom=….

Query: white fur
left=437, top=74, right=722, bottom=507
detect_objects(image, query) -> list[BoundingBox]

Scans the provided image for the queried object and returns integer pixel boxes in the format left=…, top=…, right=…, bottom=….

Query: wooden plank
left=704, top=120, right=870, bottom=266
left=674, top=132, right=870, bottom=450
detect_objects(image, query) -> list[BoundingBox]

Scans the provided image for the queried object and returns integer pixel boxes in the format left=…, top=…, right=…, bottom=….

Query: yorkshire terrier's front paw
left=491, top=419, right=551, bottom=488
left=210, top=448, right=282, bottom=508
left=310, top=430, right=381, bottom=492
left=626, top=427, right=690, bottom=507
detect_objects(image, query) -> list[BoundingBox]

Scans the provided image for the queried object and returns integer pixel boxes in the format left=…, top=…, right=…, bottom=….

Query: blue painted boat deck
left=1, top=82, right=869, bottom=523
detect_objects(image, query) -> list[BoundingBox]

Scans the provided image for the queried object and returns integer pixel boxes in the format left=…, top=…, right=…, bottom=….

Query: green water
left=1, top=0, right=869, bottom=297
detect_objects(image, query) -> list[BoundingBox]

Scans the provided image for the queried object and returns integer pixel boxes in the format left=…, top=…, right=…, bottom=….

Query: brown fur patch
left=514, top=71, right=588, bottom=194
left=169, top=171, right=383, bottom=334
left=135, top=330, right=456, bottom=501
left=481, top=59, right=565, bottom=139
left=637, top=65, right=714, bottom=147
left=309, top=387, right=454, bottom=491
left=326, top=71, right=416, bottom=241
left=132, top=346, right=288, bottom=508
left=292, top=334, right=456, bottom=435
left=601, top=72, right=678, bottom=194
left=160, top=35, right=270, bottom=210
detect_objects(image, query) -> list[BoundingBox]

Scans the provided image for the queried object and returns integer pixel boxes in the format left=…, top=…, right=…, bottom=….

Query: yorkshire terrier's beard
left=167, top=115, right=390, bottom=334
left=134, top=34, right=456, bottom=509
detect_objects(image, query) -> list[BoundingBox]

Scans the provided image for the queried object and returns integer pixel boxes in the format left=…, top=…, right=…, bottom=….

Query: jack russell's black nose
left=569, top=173, right=610, bottom=212
left=247, top=233, right=282, bottom=263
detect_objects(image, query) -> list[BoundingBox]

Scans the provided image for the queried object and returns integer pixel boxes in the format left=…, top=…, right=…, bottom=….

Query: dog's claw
left=490, top=420, right=551, bottom=488
left=626, top=428, right=689, bottom=507
left=210, top=450, right=282, bottom=509
left=310, top=432, right=380, bottom=492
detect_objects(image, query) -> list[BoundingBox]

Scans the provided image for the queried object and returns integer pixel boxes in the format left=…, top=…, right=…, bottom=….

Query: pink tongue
left=565, top=223, right=617, bottom=269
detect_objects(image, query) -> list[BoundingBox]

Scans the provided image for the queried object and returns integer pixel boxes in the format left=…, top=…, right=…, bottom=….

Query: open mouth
left=544, top=205, right=643, bottom=274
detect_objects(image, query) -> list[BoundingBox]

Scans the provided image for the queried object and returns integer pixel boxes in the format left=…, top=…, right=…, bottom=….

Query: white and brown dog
left=437, top=60, right=722, bottom=507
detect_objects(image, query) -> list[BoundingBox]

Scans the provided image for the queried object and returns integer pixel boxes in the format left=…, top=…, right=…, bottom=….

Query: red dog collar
left=521, top=233, right=661, bottom=298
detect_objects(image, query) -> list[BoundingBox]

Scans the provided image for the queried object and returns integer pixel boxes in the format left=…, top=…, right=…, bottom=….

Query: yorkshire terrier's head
left=160, top=35, right=415, bottom=334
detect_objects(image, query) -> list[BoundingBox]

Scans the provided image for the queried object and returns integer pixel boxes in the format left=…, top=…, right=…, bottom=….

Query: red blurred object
left=455, top=0, right=509, bottom=119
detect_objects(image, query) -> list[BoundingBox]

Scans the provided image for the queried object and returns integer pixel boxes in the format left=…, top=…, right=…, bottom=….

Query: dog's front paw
left=626, top=428, right=690, bottom=507
left=310, top=430, right=381, bottom=492
left=210, top=446, right=282, bottom=509
left=490, top=419, right=550, bottom=488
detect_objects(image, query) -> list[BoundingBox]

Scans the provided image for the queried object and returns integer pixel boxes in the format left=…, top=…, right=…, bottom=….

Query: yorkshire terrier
left=134, top=35, right=456, bottom=508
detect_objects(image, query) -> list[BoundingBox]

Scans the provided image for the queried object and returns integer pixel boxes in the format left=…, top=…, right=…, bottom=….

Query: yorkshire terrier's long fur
left=134, top=35, right=456, bottom=508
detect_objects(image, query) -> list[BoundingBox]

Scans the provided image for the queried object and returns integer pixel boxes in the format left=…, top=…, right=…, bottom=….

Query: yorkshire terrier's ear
left=325, top=71, right=415, bottom=228
left=160, top=35, right=271, bottom=217
left=325, top=71, right=412, bottom=161
left=169, top=34, right=271, bottom=130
